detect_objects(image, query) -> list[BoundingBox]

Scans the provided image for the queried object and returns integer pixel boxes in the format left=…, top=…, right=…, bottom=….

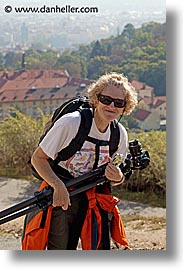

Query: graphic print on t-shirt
left=65, top=146, right=109, bottom=177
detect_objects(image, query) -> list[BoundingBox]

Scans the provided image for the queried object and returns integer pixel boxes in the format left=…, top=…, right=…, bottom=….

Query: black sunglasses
left=97, top=94, right=126, bottom=108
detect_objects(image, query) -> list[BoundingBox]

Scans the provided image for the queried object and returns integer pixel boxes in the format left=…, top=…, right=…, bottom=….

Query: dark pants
left=47, top=192, right=88, bottom=250
left=47, top=192, right=111, bottom=250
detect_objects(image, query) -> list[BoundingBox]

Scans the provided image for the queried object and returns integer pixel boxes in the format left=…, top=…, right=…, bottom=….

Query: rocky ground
left=0, top=177, right=166, bottom=250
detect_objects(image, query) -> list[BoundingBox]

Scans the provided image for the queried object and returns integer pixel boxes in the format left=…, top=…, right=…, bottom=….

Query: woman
left=30, top=72, right=138, bottom=250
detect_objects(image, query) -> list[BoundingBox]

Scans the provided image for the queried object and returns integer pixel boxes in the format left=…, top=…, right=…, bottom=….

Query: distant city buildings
left=0, top=2, right=166, bottom=130
left=0, top=5, right=165, bottom=53
left=21, top=22, right=29, bottom=46
left=0, top=69, right=166, bottom=130
left=0, top=69, right=91, bottom=118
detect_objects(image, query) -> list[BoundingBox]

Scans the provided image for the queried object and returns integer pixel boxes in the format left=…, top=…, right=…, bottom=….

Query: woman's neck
left=94, top=110, right=109, bottom=133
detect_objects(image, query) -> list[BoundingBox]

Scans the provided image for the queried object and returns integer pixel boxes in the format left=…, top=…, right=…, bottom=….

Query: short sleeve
left=39, top=111, right=81, bottom=160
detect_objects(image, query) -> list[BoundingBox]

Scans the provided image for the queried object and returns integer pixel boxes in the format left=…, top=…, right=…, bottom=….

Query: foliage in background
left=0, top=110, right=48, bottom=177
left=112, top=130, right=166, bottom=206
left=129, top=130, right=166, bottom=195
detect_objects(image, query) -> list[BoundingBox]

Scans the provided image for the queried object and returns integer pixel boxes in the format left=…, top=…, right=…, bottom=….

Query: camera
left=128, top=139, right=150, bottom=170
left=120, top=139, right=150, bottom=180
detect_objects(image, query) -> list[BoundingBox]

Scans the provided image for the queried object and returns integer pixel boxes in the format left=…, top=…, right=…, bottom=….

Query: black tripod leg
left=0, top=205, right=40, bottom=225
left=0, top=196, right=38, bottom=219
left=70, top=176, right=106, bottom=196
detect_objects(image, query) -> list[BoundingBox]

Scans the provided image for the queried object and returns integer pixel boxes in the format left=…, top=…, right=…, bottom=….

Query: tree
left=122, top=23, right=135, bottom=40
left=87, top=56, right=109, bottom=79
left=4, top=52, right=22, bottom=69
left=89, top=40, right=106, bottom=59
left=140, top=60, right=166, bottom=96
left=122, top=113, right=139, bottom=129
left=54, top=51, right=83, bottom=77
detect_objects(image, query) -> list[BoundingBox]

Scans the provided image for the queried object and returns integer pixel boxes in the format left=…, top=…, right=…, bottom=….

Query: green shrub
left=113, top=130, right=166, bottom=199
left=0, top=110, right=48, bottom=177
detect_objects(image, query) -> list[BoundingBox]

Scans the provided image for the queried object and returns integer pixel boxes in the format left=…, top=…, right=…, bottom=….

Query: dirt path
left=0, top=178, right=166, bottom=250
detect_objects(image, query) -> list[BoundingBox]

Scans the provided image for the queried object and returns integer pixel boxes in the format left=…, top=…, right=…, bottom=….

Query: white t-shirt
left=40, top=110, right=128, bottom=178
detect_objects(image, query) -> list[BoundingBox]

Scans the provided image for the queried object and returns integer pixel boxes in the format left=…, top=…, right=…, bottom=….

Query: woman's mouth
left=104, top=109, right=116, bottom=114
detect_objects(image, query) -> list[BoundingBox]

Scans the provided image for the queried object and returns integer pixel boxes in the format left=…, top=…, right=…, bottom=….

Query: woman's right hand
left=31, top=147, right=71, bottom=210
left=52, top=181, right=71, bottom=210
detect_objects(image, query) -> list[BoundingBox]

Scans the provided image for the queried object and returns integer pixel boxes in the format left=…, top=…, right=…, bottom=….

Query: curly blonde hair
left=87, top=72, right=138, bottom=115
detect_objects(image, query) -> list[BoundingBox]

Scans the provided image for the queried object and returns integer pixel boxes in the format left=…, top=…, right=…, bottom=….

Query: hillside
left=0, top=22, right=166, bottom=96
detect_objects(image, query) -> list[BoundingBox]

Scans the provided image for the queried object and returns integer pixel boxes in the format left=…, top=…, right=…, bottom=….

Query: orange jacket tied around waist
left=80, top=186, right=129, bottom=249
left=22, top=181, right=129, bottom=250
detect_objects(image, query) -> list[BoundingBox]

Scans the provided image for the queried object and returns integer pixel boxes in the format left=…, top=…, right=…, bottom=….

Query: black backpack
left=31, top=96, right=120, bottom=181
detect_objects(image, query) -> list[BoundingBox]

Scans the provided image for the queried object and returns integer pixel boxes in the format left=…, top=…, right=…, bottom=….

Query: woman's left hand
left=105, top=162, right=124, bottom=184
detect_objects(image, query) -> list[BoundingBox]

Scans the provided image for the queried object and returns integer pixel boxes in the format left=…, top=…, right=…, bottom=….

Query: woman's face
left=95, top=85, right=126, bottom=123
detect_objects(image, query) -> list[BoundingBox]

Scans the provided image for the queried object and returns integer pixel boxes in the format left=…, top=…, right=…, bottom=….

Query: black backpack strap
left=54, top=108, right=93, bottom=164
left=86, top=136, right=109, bottom=169
left=86, top=121, right=120, bottom=169
left=109, top=121, right=120, bottom=157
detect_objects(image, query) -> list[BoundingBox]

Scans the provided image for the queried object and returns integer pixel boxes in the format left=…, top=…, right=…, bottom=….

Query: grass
left=113, top=188, right=166, bottom=208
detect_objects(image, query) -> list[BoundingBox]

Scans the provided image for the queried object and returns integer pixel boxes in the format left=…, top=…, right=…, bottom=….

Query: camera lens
left=129, top=139, right=142, bottom=157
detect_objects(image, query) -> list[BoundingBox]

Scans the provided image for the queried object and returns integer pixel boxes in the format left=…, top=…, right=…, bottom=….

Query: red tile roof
left=68, top=77, right=93, bottom=86
left=139, top=95, right=166, bottom=108
left=139, top=96, right=153, bottom=105
left=152, top=97, right=166, bottom=109
left=0, top=70, right=93, bottom=103
left=0, top=77, right=6, bottom=89
left=134, top=109, right=151, bottom=121
left=0, top=69, right=69, bottom=92
left=154, top=96, right=166, bottom=101
left=130, top=80, right=153, bottom=91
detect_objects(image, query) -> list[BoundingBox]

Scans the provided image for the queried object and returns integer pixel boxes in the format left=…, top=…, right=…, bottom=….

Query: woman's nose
left=109, top=101, right=115, bottom=108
